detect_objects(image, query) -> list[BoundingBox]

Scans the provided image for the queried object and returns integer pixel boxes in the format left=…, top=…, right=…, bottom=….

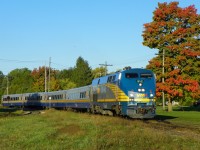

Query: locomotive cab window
left=125, top=73, right=138, bottom=78
left=140, top=73, right=153, bottom=78
left=112, top=75, right=116, bottom=81
left=107, top=76, right=112, bottom=83
left=107, top=75, right=116, bottom=82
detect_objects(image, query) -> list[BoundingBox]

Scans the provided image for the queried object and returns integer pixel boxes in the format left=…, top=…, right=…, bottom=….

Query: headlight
left=139, top=83, right=142, bottom=86
left=138, top=89, right=145, bottom=92
left=150, top=94, right=154, bottom=97
left=130, top=93, right=134, bottom=97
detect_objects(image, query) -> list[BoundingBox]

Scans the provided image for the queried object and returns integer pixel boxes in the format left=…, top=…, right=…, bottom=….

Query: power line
left=99, top=61, right=113, bottom=75
left=0, top=58, right=45, bottom=63
left=113, top=59, right=150, bottom=66
left=0, top=58, right=69, bottom=70
left=51, top=62, right=70, bottom=69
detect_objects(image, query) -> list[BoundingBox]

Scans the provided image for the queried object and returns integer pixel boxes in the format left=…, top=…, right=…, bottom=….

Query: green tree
left=143, top=2, right=200, bottom=111
left=57, top=68, right=76, bottom=90
left=72, top=57, right=93, bottom=87
left=59, top=78, right=76, bottom=90
left=0, top=71, right=3, bottom=84
left=57, top=68, right=74, bottom=80
left=92, top=67, right=106, bottom=78
left=7, top=68, right=33, bottom=94
left=0, top=71, right=5, bottom=99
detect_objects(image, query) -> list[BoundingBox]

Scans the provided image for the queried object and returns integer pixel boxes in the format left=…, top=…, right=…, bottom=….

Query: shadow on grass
left=173, top=106, right=200, bottom=112
left=154, top=115, right=178, bottom=122
left=0, top=106, right=46, bottom=117
left=0, top=107, right=19, bottom=113
left=158, top=105, right=200, bottom=112
left=0, top=107, right=22, bottom=117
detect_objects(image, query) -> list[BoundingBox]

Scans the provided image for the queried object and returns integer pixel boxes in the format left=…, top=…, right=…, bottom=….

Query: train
left=1, top=67, right=156, bottom=118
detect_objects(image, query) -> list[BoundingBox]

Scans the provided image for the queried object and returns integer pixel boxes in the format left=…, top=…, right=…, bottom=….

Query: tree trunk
left=168, top=98, right=173, bottom=112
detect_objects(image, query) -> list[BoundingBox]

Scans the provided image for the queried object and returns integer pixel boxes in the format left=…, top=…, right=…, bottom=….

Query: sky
left=0, top=0, right=200, bottom=75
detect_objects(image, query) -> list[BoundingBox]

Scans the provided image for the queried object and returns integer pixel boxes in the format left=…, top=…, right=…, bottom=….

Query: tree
left=143, top=2, right=200, bottom=111
left=31, top=66, right=60, bottom=92
left=92, top=67, right=106, bottom=78
left=58, top=78, right=76, bottom=90
left=6, top=68, right=33, bottom=94
left=0, top=71, right=5, bottom=99
left=0, top=71, right=3, bottom=84
left=72, top=57, right=93, bottom=87
left=56, top=68, right=77, bottom=90
left=57, top=68, right=74, bottom=81
left=31, top=67, right=46, bottom=92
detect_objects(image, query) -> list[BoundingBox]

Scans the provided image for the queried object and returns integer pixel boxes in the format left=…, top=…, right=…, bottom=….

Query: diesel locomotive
left=2, top=67, right=156, bottom=118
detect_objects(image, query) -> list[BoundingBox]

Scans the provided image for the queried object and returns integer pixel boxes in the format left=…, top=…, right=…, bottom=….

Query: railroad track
left=140, top=118, right=200, bottom=141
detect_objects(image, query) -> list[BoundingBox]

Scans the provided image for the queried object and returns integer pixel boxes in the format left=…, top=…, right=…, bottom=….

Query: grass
left=156, top=106, right=200, bottom=128
left=0, top=106, right=200, bottom=150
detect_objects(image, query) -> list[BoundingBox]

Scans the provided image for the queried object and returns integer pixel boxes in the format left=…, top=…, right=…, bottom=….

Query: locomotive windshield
left=125, top=73, right=153, bottom=79
left=140, top=73, right=153, bottom=78
left=125, top=73, right=138, bottom=78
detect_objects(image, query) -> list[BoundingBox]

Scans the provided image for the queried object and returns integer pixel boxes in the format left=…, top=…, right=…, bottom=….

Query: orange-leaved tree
left=31, top=66, right=60, bottom=92
left=142, top=2, right=200, bottom=111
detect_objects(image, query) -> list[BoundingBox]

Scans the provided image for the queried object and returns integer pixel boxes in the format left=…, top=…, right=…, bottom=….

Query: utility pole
left=162, top=49, right=165, bottom=111
left=6, top=76, right=9, bottom=95
left=48, top=57, right=51, bottom=109
left=48, top=57, right=51, bottom=92
left=45, top=61, right=47, bottom=92
left=99, top=61, right=113, bottom=75
left=155, top=49, right=165, bottom=111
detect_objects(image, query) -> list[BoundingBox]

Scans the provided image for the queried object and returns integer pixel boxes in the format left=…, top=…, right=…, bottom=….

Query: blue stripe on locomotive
left=42, top=102, right=90, bottom=108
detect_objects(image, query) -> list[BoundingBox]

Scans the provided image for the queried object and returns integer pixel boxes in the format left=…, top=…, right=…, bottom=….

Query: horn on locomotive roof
left=123, top=66, right=131, bottom=70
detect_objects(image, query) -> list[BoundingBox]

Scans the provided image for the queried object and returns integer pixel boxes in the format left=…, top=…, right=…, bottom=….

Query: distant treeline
left=0, top=56, right=107, bottom=98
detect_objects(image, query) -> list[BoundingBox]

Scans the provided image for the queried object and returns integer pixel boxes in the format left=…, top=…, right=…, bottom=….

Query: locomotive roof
left=92, top=68, right=153, bottom=86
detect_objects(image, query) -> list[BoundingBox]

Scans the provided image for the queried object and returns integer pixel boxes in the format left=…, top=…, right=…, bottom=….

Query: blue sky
left=0, top=0, right=200, bottom=75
